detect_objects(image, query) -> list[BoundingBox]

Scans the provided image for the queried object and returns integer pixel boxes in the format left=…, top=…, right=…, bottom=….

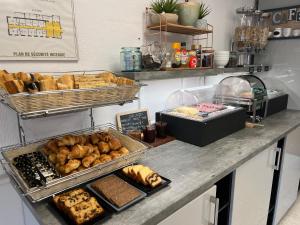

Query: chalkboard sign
left=116, top=109, right=150, bottom=134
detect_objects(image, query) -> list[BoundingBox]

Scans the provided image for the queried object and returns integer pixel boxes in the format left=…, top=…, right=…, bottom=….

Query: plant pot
left=178, top=1, right=200, bottom=26
left=195, top=19, right=208, bottom=29
left=150, top=13, right=179, bottom=25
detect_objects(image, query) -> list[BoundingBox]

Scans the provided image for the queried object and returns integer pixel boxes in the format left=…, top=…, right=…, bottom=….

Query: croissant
left=108, top=137, right=122, bottom=151
left=98, top=154, right=112, bottom=163
left=69, top=144, right=88, bottom=159
left=110, top=150, right=122, bottom=159
left=83, top=144, right=94, bottom=155
left=98, top=141, right=110, bottom=154
left=46, top=139, right=59, bottom=154
left=118, top=147, right=129, bottom=155
left=48, top=153, right=57, bottom=164
left=57, top=135, right=79, bottom=147
left=56, top=147, right=70, bottom=165
left=90, top=133, right=100, bottom=145
left=77, top=135, right=88, bottom=145
left=98, top=132, right=112, bottom=142
left=60, top=159, right=81, bottom=174
left=82, top=153, right=99, bottom=168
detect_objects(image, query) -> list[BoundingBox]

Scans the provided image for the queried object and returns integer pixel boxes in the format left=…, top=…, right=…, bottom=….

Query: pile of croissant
left=43, top=131, right=130, bottom=176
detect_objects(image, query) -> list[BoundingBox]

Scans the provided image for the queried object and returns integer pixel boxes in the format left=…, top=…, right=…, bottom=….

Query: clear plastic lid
left=165, top=85, right=217, bottom=110
left=215, top=75, right=266, bottom=99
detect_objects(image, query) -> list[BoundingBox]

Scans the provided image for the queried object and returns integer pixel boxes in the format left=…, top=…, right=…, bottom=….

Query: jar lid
left=172, top=42, right=181, bottom=49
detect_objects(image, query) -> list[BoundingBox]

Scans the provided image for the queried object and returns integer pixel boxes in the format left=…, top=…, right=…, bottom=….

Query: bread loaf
left=40, top=79, right=57, bottom=91
left=4, top=80, right=25, bottom=94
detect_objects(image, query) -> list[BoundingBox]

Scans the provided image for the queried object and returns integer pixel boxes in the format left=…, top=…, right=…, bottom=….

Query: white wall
left=0, top=0, right=253, bottom=148
left=256, top=0, right=300, bottom=110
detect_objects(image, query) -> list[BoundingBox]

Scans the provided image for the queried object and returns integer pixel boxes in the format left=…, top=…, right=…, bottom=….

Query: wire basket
left=0, top=71, right=141, bottom=118
left=1, top=124, right=149, bottom=203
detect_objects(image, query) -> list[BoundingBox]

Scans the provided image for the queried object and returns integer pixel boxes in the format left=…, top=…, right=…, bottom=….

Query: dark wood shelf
left=147, top=23, right=212, bottom=35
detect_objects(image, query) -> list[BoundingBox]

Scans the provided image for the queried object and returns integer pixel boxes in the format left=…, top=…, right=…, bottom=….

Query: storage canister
left=120, top=47, right=142, bottom=72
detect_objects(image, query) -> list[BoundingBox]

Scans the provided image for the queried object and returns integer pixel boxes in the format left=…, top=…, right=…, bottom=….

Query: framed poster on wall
left=0, top=0, right=78, bottom=60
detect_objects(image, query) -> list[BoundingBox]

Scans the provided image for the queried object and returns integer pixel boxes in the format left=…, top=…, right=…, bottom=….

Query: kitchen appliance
left=156, top=86, right=246, bottom=147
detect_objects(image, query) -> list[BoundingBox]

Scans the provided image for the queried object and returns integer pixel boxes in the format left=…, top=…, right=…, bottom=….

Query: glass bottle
left=180, top=42, right=189, bottom=67
left=171, top=42, right=181, bottom=68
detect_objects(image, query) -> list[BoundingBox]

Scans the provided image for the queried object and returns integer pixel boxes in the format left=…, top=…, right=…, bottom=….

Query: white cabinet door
left=159, top=185, right=217, bottom=225
left=274, top=127, right=300, bottom=225
left=231, top=144, right=277, bottom=225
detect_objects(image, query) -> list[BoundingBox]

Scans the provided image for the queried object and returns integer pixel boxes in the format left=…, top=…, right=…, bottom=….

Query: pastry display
left=43, top=132, right=130, bottom=176
left=122, top=165, right=162, bottom=188
left=13, top=152, right=59, bottom=188
left=53, top=188, right=104, bottom=225
left=0, top=70, right=135, bottom=94
left=90, top=175, right=142, bottom=208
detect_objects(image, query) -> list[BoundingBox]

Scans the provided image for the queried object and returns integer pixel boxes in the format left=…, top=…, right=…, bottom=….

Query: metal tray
left=86, top=175, right=147, bottom=212
left=115, top=169, right=171, bottom=196
left=0, top=124, right=148, bottom=203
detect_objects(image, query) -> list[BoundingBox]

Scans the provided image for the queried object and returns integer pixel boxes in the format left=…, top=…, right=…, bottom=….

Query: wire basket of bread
left=0, top=70, right=140, bottom=117
left=1, top=124, right=149, bottom=203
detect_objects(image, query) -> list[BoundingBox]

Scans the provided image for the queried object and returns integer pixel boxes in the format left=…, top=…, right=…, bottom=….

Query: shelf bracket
left=17, top=113, right=26, bottom=146
left=89, top=108, right=95, bottom=129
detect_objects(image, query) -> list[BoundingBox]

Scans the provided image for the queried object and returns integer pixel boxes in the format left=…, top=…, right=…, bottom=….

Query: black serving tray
left=49, top=188, right=114, bottom=225
left=156, top=107, right=246, bottom=147
left=86, top=175, right=147, bottom=212
left=115, top=169, right=171, bottom=196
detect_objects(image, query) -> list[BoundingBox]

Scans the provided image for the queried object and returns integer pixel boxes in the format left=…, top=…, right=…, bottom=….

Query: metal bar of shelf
left=1, top=98, right=139, bottom=120
left=119, top=66, right=270, bottom=81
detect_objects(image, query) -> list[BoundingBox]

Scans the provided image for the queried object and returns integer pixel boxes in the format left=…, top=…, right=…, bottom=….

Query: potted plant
left=177, top=0, right=200, bottom=26
left=150, top=0, right=179, bottom=25
left=195, top=2, right=211, bottom=29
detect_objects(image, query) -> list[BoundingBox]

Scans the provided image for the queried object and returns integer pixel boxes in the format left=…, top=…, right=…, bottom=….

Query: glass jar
left=202, top=50, right=214, bottom=68
left=120, top=47, right=142, bottom=72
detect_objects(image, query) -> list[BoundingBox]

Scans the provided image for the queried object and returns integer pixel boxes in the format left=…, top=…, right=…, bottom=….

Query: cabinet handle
left=209, top=196, right=219, bottom=225
left=273, top=147, right=282, bottom=171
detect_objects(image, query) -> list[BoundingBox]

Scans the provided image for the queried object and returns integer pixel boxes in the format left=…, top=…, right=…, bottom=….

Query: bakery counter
left=21, top=110, right=300, bottom=225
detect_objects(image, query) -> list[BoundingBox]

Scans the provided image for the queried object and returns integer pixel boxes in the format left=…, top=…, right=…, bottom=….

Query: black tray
left=49, top=188, right=114, bottom=225
left=115, top=170, right=171, bottom=196
left=86, top=175, right=147, bottom=212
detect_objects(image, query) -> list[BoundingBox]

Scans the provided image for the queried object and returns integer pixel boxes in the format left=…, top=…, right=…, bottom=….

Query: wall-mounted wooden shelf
left=147, top=23, right=212, bottom=35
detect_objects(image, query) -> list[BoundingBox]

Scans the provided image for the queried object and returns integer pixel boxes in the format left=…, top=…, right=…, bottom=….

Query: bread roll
left=118, top=147, right=129, bottom=155
left=90, top=133, right=100, bottom=145
left=57, top=74, right=74, bottom=89
left=40, top=79, right=57, bottom=91
left=15, top=72, right=30, bottom=82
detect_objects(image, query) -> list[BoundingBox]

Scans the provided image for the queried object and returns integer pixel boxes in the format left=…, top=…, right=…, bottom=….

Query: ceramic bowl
left=293, top=29, right=300, bottom=37
left=283, top=28, right=292, bottom=38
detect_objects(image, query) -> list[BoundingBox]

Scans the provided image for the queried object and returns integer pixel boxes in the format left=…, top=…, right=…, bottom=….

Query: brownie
left=91, top=175, right=141, bottom=208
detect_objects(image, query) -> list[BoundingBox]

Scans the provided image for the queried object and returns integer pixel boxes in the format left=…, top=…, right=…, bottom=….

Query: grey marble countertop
left=24, top=110, right=300, bottom=225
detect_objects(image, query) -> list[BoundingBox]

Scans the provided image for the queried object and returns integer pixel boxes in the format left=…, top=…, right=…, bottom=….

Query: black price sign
left=116, top=109, right=150, bottom=134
